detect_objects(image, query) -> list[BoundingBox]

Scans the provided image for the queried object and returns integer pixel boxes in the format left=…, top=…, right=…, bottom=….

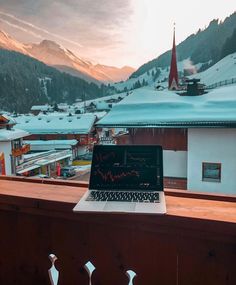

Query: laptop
left=73, top=145, right=166, bottom=214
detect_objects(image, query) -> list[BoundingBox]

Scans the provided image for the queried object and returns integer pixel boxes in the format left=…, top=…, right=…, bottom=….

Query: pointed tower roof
left=168, top=26, right=179, bottom=90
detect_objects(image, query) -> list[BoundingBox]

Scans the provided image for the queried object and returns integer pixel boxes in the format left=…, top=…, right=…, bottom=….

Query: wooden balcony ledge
left=0, top=176, right=235, bottom=285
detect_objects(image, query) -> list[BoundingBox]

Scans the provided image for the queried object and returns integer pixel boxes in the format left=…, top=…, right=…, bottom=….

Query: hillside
left=189, top=52, right=236, bottom=86
left=0, top=49, right=110, bottom=113
left=130, top=12, right=236, bottom=79
left=112, top=12, right=236, bottom=93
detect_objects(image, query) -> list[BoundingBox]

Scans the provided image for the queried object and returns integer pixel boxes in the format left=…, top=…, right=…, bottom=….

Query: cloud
left=0, top=17, right=43, bottom=39
left=0, top=0, right=134, bottom=66
left=0, top=10, right=83, bottom=47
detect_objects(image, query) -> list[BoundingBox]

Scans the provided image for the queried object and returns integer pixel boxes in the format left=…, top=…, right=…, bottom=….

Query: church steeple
left=168, top=25, right=179, bottom=90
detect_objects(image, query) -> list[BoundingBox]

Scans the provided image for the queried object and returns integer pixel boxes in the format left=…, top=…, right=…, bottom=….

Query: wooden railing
left=0, top=177, right=235, bottom=284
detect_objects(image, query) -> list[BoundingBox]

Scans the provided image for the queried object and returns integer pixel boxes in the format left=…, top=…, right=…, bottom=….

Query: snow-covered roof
left=95, top=102, right=111, bottom=110
left=17, top=150, right=72, bottom=174
left=15, top=113, right=96, bottom=134
left=24, top=140, right=78, bottom=146
left=97, top=86, right=236, bottom=128
left=0, top=128, right=29, bottom=141
left=0, top=114, right=16, bottom=125
left=31, top=105, right=53, bottom=111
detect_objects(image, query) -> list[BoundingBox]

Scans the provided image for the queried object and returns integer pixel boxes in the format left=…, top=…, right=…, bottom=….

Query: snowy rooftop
left=24, top=140, right=78, bottom=146
left=31, top=105, right=53, bottom=111
left=97, top=86, right=236, bottom=128
left=15, top=114, right=96, bottom=134
left=17, top=149, right=72, bottom=174
left=0, top=128, right=29, bottom=141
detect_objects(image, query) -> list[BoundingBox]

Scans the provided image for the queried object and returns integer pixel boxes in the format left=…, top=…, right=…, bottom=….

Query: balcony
left=12, top=143, right=31, bottom=157
left=0, top=176, right=235, bottom=284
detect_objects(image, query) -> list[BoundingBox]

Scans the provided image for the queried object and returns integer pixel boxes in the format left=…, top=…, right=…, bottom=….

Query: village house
left=0, top=114, right=29, bottom=175
left=15, top=113, right=98, bottom=157
left=30, top=104, right=54, bottom=115
left=96, top=85, right=236, bottom=195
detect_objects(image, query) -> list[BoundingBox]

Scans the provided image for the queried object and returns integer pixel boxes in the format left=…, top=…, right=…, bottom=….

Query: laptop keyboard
left=86, top=191, right=159, bottom=203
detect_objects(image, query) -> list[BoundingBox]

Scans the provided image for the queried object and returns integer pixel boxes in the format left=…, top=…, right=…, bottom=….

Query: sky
left=0, top=0, right=235, bottom=68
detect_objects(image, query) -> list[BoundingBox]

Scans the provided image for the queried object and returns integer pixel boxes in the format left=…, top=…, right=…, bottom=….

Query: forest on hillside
left=0, top=49, right=112, bottom=113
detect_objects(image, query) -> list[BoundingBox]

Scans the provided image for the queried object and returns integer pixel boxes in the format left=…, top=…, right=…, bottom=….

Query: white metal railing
left=99, top=136, right=115, bottom=145
left=48, top=254, right=136, bottom=285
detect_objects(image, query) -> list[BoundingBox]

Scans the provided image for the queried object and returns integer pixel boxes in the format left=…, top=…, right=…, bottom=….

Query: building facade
left=97, top=86, right=236, bottom=194
left=0, top=115, right=29, bottom=175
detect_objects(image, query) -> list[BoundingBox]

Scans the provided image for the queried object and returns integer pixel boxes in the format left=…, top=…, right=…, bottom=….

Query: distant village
left=0, top=91, right=130, bottom=180
left=1, top=29, right=236, bottom=196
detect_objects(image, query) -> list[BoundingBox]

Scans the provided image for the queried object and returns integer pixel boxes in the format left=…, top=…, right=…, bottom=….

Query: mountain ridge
left=0, top=48, right=112, bottom=113
left=0, top=30, right=135, bottom=83
left=130, top=12, right=236, bottom=79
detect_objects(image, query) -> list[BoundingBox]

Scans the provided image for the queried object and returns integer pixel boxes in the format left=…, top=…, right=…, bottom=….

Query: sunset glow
left=0, top=0, right=235, bottom=68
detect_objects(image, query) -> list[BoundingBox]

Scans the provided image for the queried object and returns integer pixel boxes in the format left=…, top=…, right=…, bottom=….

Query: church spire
left=168, top=24, right=179, bottom=90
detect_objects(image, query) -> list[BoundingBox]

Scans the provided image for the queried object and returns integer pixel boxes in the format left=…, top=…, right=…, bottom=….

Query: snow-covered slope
left=114, top=52, right=236, bottom=92
left=190, top=52, right=236, bottom=86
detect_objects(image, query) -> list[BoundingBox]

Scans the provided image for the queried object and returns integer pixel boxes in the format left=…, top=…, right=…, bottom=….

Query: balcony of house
left=0, top=176, right=235, bottom=285
left=12, top=143, right=31, bottom=157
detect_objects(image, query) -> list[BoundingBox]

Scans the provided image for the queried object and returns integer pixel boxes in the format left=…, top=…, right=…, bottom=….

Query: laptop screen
left=89, top=145, right=163, bottom=191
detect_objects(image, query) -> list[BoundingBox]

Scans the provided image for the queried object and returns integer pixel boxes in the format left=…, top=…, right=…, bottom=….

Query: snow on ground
left=189, top=52, right=236, bottom=86
left=0, top=128, right=29, bottom=141
left=74, top=164, right=91, bottom=171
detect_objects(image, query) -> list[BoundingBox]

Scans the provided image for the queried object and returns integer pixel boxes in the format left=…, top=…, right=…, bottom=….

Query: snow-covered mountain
left=0, top=30, right=29, bottom=55
left=0, top=30, right=135, bottom=83
left=113, top=52, right=236, bottom=92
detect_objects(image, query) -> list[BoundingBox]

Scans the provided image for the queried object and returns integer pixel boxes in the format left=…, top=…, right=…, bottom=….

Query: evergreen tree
left=0, top=49, right=113, bottom=113
left=220, top=28, right=236, bottom=59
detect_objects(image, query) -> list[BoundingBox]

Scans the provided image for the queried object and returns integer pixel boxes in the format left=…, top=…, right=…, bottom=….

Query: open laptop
left=73, top=145, right=166, bottom=214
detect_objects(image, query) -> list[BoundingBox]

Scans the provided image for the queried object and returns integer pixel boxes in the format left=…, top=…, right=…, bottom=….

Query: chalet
left=0, top=114, right=29, bottom=175
left=15, top=113, right=97, bottom=156
left=97, top=85, right=236, bottom=194
left=30, top=104, right=54, bottom=115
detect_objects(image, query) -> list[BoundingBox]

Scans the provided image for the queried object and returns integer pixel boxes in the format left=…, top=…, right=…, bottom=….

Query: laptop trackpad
left=104, top=202, right=135, bottom=212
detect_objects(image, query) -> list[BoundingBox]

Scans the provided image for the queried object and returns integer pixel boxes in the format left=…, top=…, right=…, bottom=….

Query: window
left=202, top=162, right=221, bottom=182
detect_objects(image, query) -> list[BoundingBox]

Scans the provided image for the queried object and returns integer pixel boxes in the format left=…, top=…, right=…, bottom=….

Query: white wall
left=0, top=141, right=12, bottom=175
left=163, top=150, right=187, bottom=178
left=188, top=128, right=236, bottom=194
